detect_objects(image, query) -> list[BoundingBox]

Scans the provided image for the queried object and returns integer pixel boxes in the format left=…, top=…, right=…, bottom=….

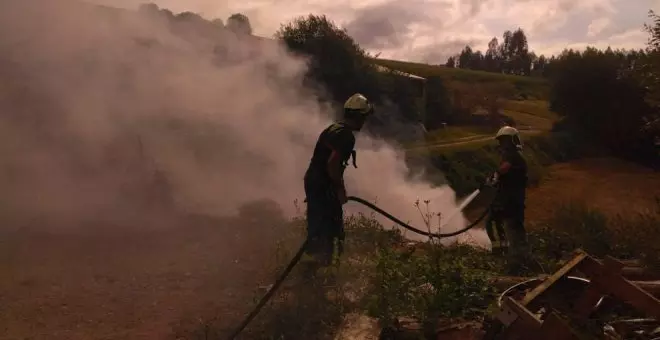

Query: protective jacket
left=492, top=147, right=528, bottom=217
left=304, top=122, right=356, bottom=190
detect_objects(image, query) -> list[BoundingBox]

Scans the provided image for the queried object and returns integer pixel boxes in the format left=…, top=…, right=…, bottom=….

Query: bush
left=366, top=244, right=497, bottom=326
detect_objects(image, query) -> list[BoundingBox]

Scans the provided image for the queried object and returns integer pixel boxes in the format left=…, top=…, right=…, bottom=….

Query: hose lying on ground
left=347, top=195, right=490, bottom=238
left=227, top=194, right=492, bottom=339
left=226, top=240, right=308, bottom=340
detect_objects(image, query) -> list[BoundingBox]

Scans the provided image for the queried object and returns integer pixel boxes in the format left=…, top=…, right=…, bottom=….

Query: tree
left=639, top=10, right=660, bottom=161
left=470, top=50, right=485, bottom=70
left=485, top=37, right=501, bottom=72
left=533, top=54, right=547, bottom=76
left=642, top=11, right=660, bottom=108
left=458, top=46, right=473, bottom=69
left=275, top=14, right=380, bottom=106
left=211, top=18, right=224, bottom=27
left=499, top=30, right=514, bottom=73
left=445, top=56, right=456, bottom=68
left=227, top=13, right=252, bottom=35
left=138, top=3, right=159, bottom=14
left=505, top=28, right=531, bottom=75
left=176, top=11, right=204, bottom=22
left=549, top=47, right=655, bottom=162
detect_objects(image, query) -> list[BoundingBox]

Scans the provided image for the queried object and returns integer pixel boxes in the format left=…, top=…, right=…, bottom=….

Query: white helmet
left=343, top=93, right=374, bottom=116
left=495, top=126, right=523, bottom=150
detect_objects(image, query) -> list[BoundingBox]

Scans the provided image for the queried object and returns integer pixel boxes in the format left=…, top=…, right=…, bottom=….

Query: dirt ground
left=525, top=157, right=660, bottom=222
left=0, top=211, right=300, bottom=340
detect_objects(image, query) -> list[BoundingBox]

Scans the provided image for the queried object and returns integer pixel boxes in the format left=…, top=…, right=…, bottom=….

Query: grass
left=206, top=194, right=660, bottom=339
left=370, top=58, right=550, bottom=100
left=405, top=126, right=492, bottom=149
left=403, top=98, right=559, bottom=151
left=405, top=131, right=585, bottom=197
left=528, top=198, right=660, bottom=270
left=500, top=100, right=559, bottom=120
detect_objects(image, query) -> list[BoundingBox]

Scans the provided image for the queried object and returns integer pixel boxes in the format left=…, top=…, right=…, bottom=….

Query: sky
left=96, top=0, right=660, bottom=64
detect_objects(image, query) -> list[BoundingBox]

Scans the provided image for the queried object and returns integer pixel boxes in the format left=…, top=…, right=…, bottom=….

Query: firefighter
left=490, top=126, right=529, bottom=274
left=303, top=93, right=374, bottom=266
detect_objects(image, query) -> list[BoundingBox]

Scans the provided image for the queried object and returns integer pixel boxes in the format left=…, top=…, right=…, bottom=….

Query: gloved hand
left=485, top=172, right=499, bottom=187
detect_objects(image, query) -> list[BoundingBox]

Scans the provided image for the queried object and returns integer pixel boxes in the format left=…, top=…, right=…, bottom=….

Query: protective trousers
left=304, top=181, right=345, bottom=266
left=485, top=209, right=508, bottom=255
left=493, top=192, right=528, bottom=273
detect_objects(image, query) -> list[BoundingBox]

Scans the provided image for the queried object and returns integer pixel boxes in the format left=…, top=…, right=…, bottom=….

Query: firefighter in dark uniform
left=488, top=126, right=529, bottom=274
left=304, top=93, right=374, bottom=266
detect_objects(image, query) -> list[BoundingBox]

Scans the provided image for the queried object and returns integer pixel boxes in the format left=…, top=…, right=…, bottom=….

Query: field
left=525, top=157, right=660, bottom=223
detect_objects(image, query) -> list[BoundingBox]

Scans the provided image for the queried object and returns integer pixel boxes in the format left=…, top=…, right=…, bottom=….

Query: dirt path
left=0, top=213, right=299, bottom=340
left=525, top=157, right=660, bottom=223
left=406, top=129, right=543, bottom=153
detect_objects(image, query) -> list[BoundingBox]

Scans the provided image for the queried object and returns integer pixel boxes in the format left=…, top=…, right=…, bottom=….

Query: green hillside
left=371, top=58, right=551, bottom=100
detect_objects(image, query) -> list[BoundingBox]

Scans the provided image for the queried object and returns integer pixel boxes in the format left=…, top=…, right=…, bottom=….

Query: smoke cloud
left=0, top=0, right=488, bottom=245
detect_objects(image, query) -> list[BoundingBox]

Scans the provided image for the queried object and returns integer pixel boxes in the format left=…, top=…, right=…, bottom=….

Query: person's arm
left=491, top=153, right=513, bottom=184
left=497, top=160, right=512, bottom=175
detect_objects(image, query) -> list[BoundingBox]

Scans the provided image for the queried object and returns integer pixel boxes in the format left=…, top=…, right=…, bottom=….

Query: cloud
left=587, top=17, right=611, bottom=37
left=343, top=1, right=435, bottom=50
left=93, top=0, right=658, bottom=63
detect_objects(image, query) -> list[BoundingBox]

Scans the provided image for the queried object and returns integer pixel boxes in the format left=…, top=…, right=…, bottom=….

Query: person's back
left=497, top=147, right=528, bottom=202
left=304, top=122, right=355, bottom=190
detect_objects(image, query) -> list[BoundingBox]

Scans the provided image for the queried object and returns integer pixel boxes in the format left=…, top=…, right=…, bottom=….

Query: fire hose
left=227, top=190, right=492, bottom=339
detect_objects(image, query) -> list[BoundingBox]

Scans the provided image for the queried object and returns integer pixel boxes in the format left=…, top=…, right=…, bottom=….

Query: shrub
left=365, top=243, right=497, bottom=326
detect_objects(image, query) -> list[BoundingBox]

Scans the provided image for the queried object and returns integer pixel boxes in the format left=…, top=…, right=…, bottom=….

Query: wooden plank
left=538, top=313, right=580, bottom=340
left=491, top=276, right=660, bottom=296
left=578, top=256, right=660, bottom=319
left=573, top=256, right=625, bottom=318
left=521, top=252, right=588, bottom=306
left=496, top=297, right=543, bottom=339
left=503, top=298, right=542, bottom=328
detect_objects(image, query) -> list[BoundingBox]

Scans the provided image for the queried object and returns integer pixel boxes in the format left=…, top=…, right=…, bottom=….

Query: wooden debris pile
left=486, top=249, right=660, bottom=339
left=376, top=249, right=660, bottom=340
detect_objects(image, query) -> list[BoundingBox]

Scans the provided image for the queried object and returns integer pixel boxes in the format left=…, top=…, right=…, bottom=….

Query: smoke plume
left=0, top=0, right=488, bottom=245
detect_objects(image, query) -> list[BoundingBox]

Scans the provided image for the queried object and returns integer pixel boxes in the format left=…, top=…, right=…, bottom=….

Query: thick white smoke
left=0, top=0, right=489, bottom=245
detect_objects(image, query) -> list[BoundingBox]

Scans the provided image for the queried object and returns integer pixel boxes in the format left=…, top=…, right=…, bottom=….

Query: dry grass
left=525, top=157, right=660, bottom=223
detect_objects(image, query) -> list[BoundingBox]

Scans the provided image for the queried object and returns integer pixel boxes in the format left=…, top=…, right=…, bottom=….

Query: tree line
left=446, top=28, right=545, bottom=76
left=444, top=28, right=650, bottom=81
